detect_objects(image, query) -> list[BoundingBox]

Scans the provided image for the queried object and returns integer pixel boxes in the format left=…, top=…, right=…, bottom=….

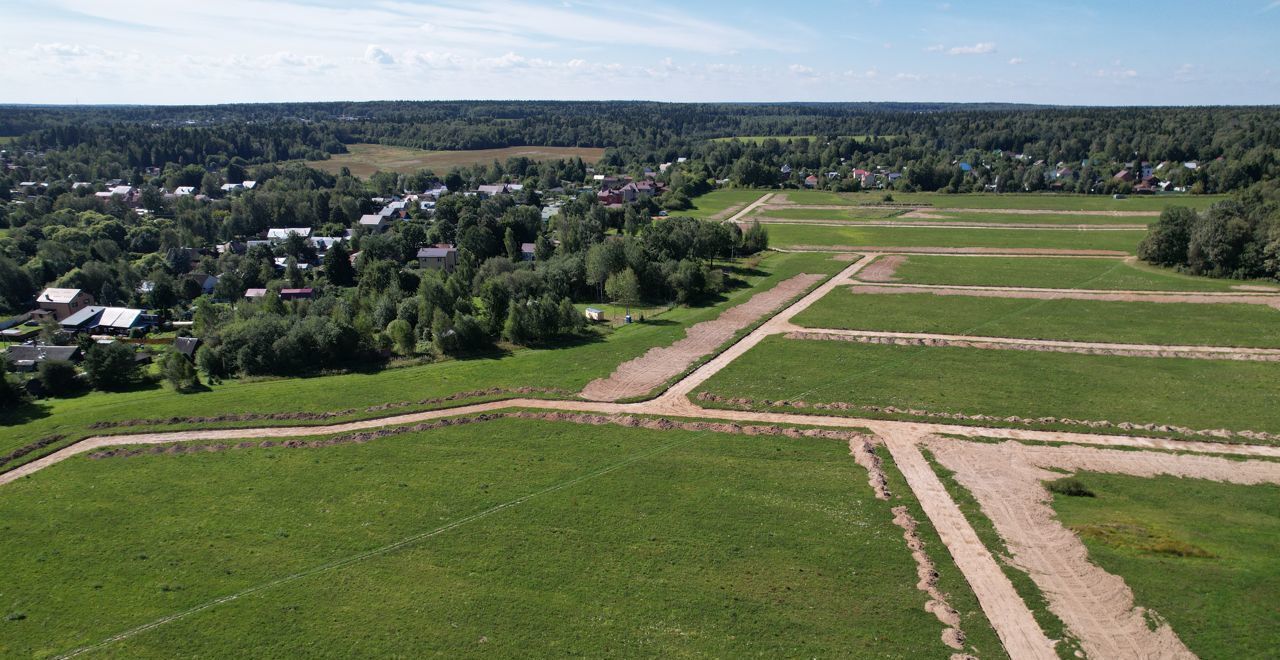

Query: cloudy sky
left=2, top=0, right=1278, bottom=105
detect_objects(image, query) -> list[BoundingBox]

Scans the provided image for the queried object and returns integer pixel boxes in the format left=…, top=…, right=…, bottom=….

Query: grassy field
left=874, top=255, right=1261, bottom=292
left=304, top=143, right=606, bottom=178
left=0, top=252, right=847, bottom=471
left=842, top=191, right=1227, bottom=212
left=793, top=289, right=1280, bottom=348
left=1051, top=473, right=1280, bottom=659
left=708, top=135, right=884, bottom=144
left=888, top=210, right=1157, bottom=225
left=0, top=417, right=1000, bottom=658
left=683, top=188, right=768, bottom=219
left=695, top=336, right=1280, bottom=436
left=753, top=207, right=905, bottom=221
left=766, top=223, right=1147, bottom=253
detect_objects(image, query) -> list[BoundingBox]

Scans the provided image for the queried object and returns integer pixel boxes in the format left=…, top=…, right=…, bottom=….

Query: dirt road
left=846, top=283, right=1280, bottom=308
left=720, top=192, right=773, bottom=223
left=580, top=272, right=826, bottom=401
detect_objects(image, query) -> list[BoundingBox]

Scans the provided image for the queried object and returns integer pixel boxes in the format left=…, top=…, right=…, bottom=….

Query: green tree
left=82, top=342, right=142, bottom=391
left=386, top=318, right=415, bottom=355
left=324, top=241, right=356, bottom=287
left=161, top=349, right=200, bottom=392
left=604, top=267, right=642, bottom=317
left=37, top=360, right=81, bottom=397
left=504, top=227, right=520, bottom=261
left=0, top=359, right=28, bottom=409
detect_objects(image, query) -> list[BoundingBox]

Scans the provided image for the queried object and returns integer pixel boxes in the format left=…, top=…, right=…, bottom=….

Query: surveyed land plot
left=765, top=223, right=1146, bottom=254
left=682, top=189, right=771, bottom=219
left=833, top=191, right=1227, bottom=212
left=792, top=288, right=1280, bottom=348
left=694, top=336, right=1280, bottom=439
left=0, top=418, right=1001, bottom=659
left=1051, top=472, right=1280, bottom=659
left=859, top=254, right=1264, bottom=292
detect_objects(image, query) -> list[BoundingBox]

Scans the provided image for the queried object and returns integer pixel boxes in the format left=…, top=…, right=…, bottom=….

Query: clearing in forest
left=303, top=143, right=606, bottom=177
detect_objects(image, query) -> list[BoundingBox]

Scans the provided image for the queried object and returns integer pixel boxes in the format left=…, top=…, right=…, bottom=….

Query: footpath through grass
left=793, top=289, right=1280, bottom=348
left=0, top=252, right=847, bottom=471
left=0, top=418, right=999, bottom=658
left=1051, top=473, right=1280, bottom=659
left=767, top=223, right=1146, bottom=253
left=875, top=254, right=1257, bottom=292
left=695, top=336, right=1280, bottom=437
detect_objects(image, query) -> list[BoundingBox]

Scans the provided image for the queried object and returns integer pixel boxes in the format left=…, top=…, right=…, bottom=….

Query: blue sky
left=1, top=0, right=1278, bottom=105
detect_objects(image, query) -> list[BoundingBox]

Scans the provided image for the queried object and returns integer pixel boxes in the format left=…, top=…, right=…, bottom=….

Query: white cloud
left=789, top=64, right=816, bottom=76
left=1008, top=57, right=1024, bottom=65
left=948, top=42, right=997, bottom=56
left=926, top=44, right=945, bottom=52
left=363, top=45, right=395, bottom=66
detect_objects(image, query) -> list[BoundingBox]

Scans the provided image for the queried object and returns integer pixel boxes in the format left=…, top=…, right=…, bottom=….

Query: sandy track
left=881, top=429, right=1058, bottom=659
left=926, top=437, right=1280, bottom=659
left=846, top=283, right=1280, bottom=308
left=851, top=280, right=1280, bottom=298
left=786, top=245, right=1132, bottom=256
left=783, top=328, right=1280, bottom=362
left=579, top=272, right=825, bottom=401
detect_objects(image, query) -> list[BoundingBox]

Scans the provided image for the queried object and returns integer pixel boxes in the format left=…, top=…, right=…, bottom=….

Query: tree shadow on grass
left=0, top=401, right=53, bottom=427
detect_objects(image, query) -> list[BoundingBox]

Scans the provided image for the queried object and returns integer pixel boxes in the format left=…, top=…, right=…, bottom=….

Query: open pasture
left=0, top=417, right=999, bottom=658
left=862, top=254, right=1260, bottom=292
left=695, top=336, right=1280, bottom=438
left=792, top=289, right=1280, bottom=348
left=765, top=223, right=1147, bottom=254
left=304, top=143, right=606, bottom=178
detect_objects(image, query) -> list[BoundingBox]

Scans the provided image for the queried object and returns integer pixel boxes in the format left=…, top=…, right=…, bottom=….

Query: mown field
left=765, top=223, right=1147, bottom=253
left=793, top=289, right=1280, bottom=348
left=869, top=255, right=1261, bottom=292
left=708, top=135, right=884, bottom=144
left=830, top=191, right=1227, bottom=212
left=304, top=143, right=606, bottom=178
left=755, top=207, right=1154, bottom=225
left=0, top=252, right=846, bottom=471
left=682, top=189, right=768, bottom=219
left=695, top=336, right=1280, bottom=436
left=0, top=418, right=1001, bottom=658
left=1052, top=473, right=1280, bottom=659
left=752, top=207, right=905, bottom=221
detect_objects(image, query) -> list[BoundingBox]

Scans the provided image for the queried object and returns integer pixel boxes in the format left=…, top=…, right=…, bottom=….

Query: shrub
left=82, top=342, right=143, bottom=391
left=1047, top=477, right=1095, bottom=498
left=160, top=350, right=201, bottom=392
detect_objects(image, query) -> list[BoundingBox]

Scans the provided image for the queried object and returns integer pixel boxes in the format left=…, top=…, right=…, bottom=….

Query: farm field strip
left=774, top=191, right=1227, bottom=212
left=781, top=328, right=1280, bottom=362
left=860, top=253, right=1266, bottom=292
left=302, top=143, right=605, bottom=177
left=748, top=218, right=1149, bottom=231
left=843, top=283, right=1280, bottom=307
left=766, top=223, right=1146, bottom=254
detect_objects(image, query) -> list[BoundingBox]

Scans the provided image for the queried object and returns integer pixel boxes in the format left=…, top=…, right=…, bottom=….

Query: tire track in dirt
left=924, top=437, right=1280, bottom=659
left=580, top=272, right=826, bottom=401
left=783, top=329, right=1280, bottom=362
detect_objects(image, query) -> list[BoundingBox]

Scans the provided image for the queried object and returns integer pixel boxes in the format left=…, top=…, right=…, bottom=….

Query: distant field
left=0, top=418, right=998, bottom=658
left=872, top=255, right=1265, bottom=292
left=1052, top=473, right=1280, bottom=659
left=841, top=191, right=1227, bottom=212
left=696, top=336, right=1280, bottom=436
left=305, top=143, right=606, bottom=178
left=0, top=136, right=16, bottom=145
left=793, top=289, right=1280, bottom=348
left=683, top=188, right=768, bottom=219
left=766, top=223, right=1147, bottom=253
left=708, top=135, right=885, bottom=144
left=0, top=252, right=845, bottom=471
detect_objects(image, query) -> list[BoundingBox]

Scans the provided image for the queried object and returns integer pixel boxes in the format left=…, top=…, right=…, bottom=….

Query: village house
left=417, top=245, right=458, bottom=271
left=279, top=288, right=314, bottom=301
left=5, top=342, right=82, bottom=372
left=59, top=306, right=156, bottom=335
left=520, top=242, right=537, bottom=261
left=359, top=214, right=390, bottom=233
left=187, top=272, right=219, bottom=297
left=266, top=227, right=312, bottom=242
left=36, top=288, right=96, bottom=321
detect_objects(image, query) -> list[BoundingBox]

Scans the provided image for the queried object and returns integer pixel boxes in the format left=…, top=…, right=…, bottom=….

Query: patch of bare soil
left=847, top=284, right=1280, bottom=308
left=901, top=211, right=950, bottom=219
left=1232, top=284, right=1280, bottom=292
left=766, top=193, right=791, bottom=205
left=849, top=437, right=891, bottom=500
left=856, top=255, right=907, bottom=282
left=86, top=411, right=874, bottom=460
left=694, top=392, right=1280, bottom=444
left=708, top=203, right=747, bottom=221
left=926, top=437, right=1280, bottom=659
left=785, top=330, right=1280, bottom=363
left=830, top=253, right=865, bottom=262
left=580, top=273, right=825, bottom=401
left=787, top=246, right=1130, bottom=256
